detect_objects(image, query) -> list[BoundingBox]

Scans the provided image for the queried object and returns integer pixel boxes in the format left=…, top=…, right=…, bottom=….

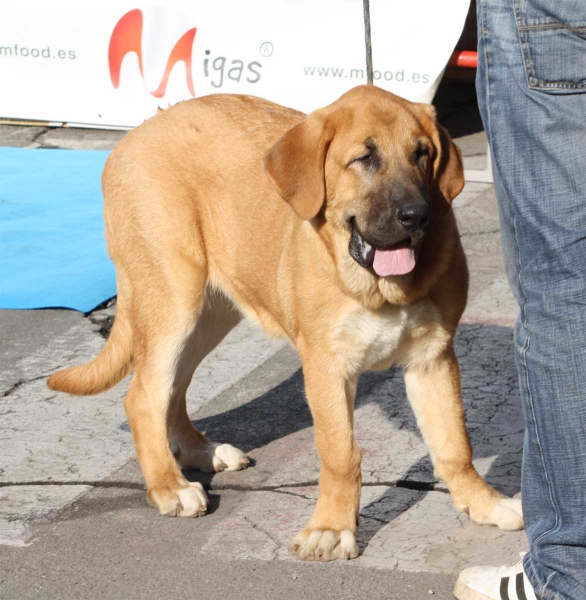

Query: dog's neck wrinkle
left=410, top=211, right=457, bottom=294
left=309, top=219, right=384, bottom=309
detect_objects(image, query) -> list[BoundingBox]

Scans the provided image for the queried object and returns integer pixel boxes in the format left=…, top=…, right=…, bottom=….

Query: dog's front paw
left=289, top=528, right=359, bottom=561
left=487, top=497, right=524, bottom=531
left=147, top=481, right=208, bottom=517
left=463, top=493, right=524, bottom=531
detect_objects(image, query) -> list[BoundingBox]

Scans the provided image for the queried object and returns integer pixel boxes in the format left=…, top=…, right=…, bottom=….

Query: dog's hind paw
left=174, top=441, right=249, bottom=473
left=212, top=443, right=250, bottom=472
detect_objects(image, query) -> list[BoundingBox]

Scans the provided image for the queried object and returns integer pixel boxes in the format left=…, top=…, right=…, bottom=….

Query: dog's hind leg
left=167, top=290, right=250, bottom=473
left=122, top=257, right=231, bottom=517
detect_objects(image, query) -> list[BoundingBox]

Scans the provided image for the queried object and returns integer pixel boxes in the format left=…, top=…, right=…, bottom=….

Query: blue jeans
left=476, top=1, right=586, bottom=598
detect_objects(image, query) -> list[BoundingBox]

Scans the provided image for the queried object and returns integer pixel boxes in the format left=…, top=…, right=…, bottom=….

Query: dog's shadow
left=183, top=323, right=523, bottom=553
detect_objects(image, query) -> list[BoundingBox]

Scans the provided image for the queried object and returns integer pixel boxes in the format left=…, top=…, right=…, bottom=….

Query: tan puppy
left=48, top=85, right=523, bottom=561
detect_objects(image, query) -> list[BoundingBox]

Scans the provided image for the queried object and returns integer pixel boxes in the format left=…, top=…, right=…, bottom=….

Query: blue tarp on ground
left=0, top=147, right=116, bottom=312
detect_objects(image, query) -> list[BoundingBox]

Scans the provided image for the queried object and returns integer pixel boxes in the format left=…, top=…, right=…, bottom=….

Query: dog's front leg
left=403, top=345, right=524, bottom=531
left=290, top=363, right=361, bottom=561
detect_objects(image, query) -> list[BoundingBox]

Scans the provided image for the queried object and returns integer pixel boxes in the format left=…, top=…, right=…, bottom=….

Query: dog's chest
left=333, top=304, right=409, bottom=372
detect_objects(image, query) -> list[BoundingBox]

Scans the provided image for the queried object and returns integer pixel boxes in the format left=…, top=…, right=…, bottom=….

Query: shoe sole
left=453, top=579, right=494, bottom=600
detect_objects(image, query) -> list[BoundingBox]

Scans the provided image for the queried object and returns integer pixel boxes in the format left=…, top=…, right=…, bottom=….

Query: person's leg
left=458, top=0, right=586, bottom=598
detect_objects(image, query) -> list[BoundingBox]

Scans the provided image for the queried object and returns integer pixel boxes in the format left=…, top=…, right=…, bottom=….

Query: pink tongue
left=373, top=247, right=416, bottom=276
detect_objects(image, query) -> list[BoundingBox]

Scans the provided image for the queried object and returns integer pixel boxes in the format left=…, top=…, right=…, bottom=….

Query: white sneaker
left=454, top=553, right=538, bottom=600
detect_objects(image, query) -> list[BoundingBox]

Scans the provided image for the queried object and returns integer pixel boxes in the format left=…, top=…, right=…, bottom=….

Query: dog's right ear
left=264, top=115, right=335, bottom=220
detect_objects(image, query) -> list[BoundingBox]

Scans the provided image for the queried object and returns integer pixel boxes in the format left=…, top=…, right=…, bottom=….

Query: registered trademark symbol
left=260, top=42, right=273, bottom=57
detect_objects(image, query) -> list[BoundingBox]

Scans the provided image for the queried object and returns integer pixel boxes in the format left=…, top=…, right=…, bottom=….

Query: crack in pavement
left=460, top=229, right=501, bottom=237
left=1, top=373, right=57, bottom=398
left=242, top=515, right=281, bottom=559
left=1, top=381, right=27, bottom=398
left=0, top=479, right=449, bottom=494
left=272, top=488, right=313, bottom=501
left=31, top=128, right=49, bottom=142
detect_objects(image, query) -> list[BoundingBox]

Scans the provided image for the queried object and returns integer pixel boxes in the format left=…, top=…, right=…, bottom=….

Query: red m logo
left=108, top=9, right=196, bottom=98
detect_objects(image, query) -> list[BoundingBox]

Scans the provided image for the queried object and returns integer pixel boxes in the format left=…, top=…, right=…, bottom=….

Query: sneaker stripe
left=516, top=573, right=528, bottom=600
left=500, top=576, right=511, bottom=600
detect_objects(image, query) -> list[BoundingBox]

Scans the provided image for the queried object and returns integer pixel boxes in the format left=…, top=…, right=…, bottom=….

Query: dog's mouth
left=349, top=219, right=416, bottom=277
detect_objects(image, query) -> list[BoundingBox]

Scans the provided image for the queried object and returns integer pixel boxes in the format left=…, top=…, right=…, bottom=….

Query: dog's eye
left=347, top=151, right=377, bottom=169
left=347, top=138, right=379, bottom=170
left=414, top=143, right=430, bottom=167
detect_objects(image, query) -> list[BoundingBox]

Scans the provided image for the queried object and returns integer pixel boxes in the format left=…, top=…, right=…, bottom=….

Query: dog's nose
left=396, top=204, right=431, bottom=231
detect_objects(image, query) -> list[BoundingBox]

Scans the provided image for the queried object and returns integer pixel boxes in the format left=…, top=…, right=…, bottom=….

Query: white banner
left=0, top=1, right=470, bottom=128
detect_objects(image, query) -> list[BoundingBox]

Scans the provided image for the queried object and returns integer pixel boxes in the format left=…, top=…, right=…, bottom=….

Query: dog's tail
left=47, top=301, right=132, bottom=396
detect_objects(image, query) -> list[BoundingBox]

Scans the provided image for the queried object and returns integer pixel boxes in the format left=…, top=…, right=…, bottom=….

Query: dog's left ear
left=431, top=124, right=464, bottom=217
left=264, top=114, right=335, bottom=220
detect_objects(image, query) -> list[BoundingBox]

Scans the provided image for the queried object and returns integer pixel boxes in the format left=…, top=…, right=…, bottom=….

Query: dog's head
left=264, top=86, right=463, bottom=279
